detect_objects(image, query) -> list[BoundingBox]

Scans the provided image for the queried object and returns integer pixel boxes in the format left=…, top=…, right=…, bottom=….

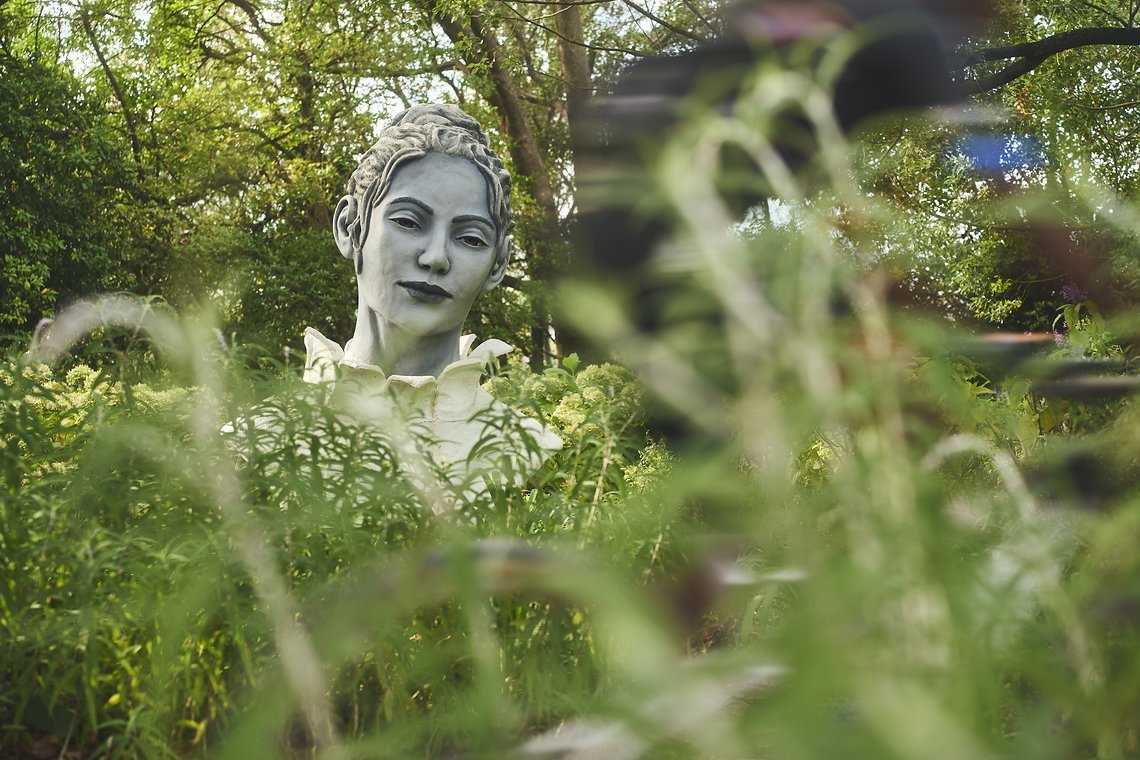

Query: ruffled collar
left=304, top=328, right=512, bottom=384
left=302, top=327, right=515, bottom=424
left=296, top=327, right=562, bottom=494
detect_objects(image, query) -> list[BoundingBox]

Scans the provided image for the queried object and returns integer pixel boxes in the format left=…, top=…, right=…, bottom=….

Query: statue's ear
left=482, top=235, right=511, bottom=292
left=332, top=195, right=358, bottom=260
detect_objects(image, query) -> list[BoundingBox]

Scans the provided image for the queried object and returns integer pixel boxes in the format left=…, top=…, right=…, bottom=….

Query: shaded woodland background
left=4, top=0, right=1140, bottom=360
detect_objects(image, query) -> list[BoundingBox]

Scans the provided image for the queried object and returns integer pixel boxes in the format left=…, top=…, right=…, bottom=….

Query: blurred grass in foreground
left=4, top=64, right=1140, bottom=760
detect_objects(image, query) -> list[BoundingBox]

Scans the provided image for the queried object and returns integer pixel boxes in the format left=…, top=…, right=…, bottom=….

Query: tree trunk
left=554, top=3, right=593, bottom=159
left=428, top=2, right=563, bottom=370
left=293, top=56, right=332, bottom=231
left=551, top=2, right=597, bottom=361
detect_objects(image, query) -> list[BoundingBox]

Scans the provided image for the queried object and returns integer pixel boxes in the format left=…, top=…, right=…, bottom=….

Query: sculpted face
left=355, top=152, right=504, bottom=341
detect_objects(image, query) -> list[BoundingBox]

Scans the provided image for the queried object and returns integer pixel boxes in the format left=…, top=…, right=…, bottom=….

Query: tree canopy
left=0, top=33, right=134, bottom=332
left=2, top=0, right=1138, bottom=354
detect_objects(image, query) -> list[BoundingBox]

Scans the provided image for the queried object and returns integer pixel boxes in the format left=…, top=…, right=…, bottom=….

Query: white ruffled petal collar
left=302, top=327, right=512, bottom=387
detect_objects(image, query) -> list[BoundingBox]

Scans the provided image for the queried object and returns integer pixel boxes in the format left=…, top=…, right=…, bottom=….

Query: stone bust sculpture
left=302, top=104, right=560, bottom=491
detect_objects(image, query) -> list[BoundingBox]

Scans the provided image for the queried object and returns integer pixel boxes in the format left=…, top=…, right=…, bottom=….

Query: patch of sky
left=732, top=198, right=795, bottom=237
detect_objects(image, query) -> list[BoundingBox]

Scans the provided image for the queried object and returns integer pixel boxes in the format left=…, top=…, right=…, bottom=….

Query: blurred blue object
left=957, top=132, right=1047, bottom=171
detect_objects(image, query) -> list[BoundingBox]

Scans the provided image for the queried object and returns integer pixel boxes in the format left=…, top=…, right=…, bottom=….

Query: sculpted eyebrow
left=452, top=214, right=495, bottom=230
left=388, top=197, right=434, bottom=215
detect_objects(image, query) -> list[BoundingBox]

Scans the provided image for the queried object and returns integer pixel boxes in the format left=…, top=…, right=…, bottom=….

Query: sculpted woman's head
left=332, top=104, right=515, bottom=374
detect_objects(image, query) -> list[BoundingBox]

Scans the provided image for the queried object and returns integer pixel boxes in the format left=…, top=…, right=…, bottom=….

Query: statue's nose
left=416, top=232, right=450, bottom=274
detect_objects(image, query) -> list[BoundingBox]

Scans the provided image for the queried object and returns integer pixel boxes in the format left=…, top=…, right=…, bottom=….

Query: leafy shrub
left=5, top=54, right=1140, bottom=760
left=0, top=337, right=674, bottom=757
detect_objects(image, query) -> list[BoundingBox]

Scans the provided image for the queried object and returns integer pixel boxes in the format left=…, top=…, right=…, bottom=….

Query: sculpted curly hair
left=343, top=104, right=514, bottom=261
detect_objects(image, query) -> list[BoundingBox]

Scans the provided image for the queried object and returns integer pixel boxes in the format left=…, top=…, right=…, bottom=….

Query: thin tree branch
left=679, top=0, right=718, bottom=36
left=619, top=0, right=705, bottom=42
left=78, top=10, right=144, bottom=180
left=224, top=0, right=272, bottom=41
left=226, top=123, right=293, bottom=156
left=391, top=78, right=413, bottom=110
left=438, top=69, right=465, bottom=103
left=193, top=1, right=229, bottom=50
left=962, top=54, right=1048, bottom=94
left=500, top=1, right=646, bottom=56
left=199, top=40, right=247, bottom=66
left=1074, top=0, right=1128, bottom=27
left=507, top=18, right=545, bottom=85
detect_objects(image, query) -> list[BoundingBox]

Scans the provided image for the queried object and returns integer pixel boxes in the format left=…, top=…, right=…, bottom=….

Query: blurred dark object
left=1025, top=440, right=1139, bottom=511
left=568, top=0, right=1139, bottom=437
left=573, top=0, right=993, bottom=284
left=568, top=0, right=997, bottom=444
left=949, top=333, right=1138, bottom=400
left=948, top=333, right=1057, bottom=372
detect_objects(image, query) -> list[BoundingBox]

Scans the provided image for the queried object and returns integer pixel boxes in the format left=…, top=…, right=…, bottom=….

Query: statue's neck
left=344, top=303, right=461, bottom=377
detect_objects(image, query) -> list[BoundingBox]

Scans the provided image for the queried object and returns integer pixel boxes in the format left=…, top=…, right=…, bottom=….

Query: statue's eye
left=390, top=215, right=420, bottom=230
left=459, top=234, right=488, bottom=248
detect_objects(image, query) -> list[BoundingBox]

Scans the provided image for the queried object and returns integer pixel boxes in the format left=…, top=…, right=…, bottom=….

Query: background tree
left=870, top=0, right=1140, bottom=329
left=4, top=0, right=1140, bottom=355
left=1, top=0, right=720, bottom=362
left=0, top=6, right=135, bottom=336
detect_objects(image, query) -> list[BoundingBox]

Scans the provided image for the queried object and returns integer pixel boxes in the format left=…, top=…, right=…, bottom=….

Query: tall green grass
left=4, top=62, right=1140, bottom=759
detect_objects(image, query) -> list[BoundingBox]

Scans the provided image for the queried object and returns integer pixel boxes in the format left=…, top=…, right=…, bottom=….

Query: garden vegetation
left=5, top=1, right=1140, bottom=758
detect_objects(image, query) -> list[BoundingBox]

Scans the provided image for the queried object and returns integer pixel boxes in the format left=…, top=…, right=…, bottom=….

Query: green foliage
left=6, top=95, right=1140, bottom=758
left=858, top=0, right=1140, bottom=330
left=0, top=331, right=664, bottom=756
left=0, top=40, right=134, bottom=332
left=6, top=5, right=1140, bottom=758
left=1054, top=300, right=1123, bottom=360
left=194, top=227, right=357, bottom=352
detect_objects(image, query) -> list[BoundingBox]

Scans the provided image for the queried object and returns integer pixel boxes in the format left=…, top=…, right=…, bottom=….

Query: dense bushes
left=0, top=51, right=136, bottom=333
left=0, top=342, right=668, bottom=756
left=4, top=47, right=1140, bottom=760
left=2, top=268, right=1138, bottom=759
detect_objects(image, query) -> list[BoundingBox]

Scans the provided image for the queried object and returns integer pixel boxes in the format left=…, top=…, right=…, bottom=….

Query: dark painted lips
left=399, top=281, right=452, bottom=300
